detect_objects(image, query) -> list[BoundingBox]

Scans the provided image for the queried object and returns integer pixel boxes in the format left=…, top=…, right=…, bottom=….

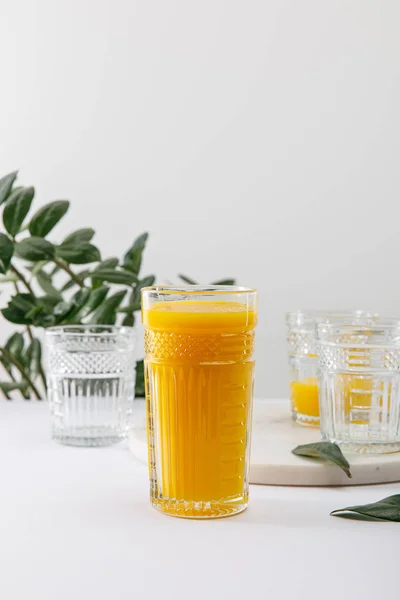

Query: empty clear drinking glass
left=317, top=320, right=400, bottom=454
left=46, top=326, right=136, bottom=446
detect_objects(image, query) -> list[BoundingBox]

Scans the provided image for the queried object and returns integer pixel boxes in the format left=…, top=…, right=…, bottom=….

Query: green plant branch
left=0, top=386, right=11, bottom=400
left=10, top=263, right=34, bottom=294
left=53, top=257, right=85, bottom=288
left=2, top=361, right=29, bottom=400
left=0, top=347, right=41, bottom=400
left=25, top=325, right=47, bottom=392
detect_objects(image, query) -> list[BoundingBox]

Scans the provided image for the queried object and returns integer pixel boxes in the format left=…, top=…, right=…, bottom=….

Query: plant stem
left=10, top=263, right=34, bottom=294
left=0, top=387, right=11, bottom=400
left=1, top=360, right=29, bottom=400
left=53, top=257, right=85, bottom=288
left=0, top=347, right=41, bottom=400
left=26, top=326, right=47, bottom=392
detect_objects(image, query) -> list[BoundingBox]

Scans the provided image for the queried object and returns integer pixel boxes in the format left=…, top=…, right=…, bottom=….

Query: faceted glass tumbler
left=317, top=320, right=400, bottom=454
left=46, top=326, right=136, bottom=447
left=286, top=310, right=378, bottom=427
left=142, top=285, right=258, bottom=519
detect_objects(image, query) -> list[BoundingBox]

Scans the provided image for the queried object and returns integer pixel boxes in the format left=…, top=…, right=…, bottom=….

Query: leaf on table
left=15, top=237, right=55, bottom=261
left=56, top=242, right=100, bottom=264
left=0, top=233, right=14, bottom=274
left=0, top=171, right=18, bottom=206
left=331, top=494, right=400, bottom=522
left=292, top=442, right=352, bottom=478
left=61, top=228, right=95, bottom=245
left=3, top=187, right=35, bottom=236
left=29, top=200, right=70, bottom=237
left=123, top=232, right=148, bottom=275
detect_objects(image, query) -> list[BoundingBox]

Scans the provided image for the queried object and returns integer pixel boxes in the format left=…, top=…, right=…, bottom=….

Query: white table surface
left=1, top=399, right=399, bottom=600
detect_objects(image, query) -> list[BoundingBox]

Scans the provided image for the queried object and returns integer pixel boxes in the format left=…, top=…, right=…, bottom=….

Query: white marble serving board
left=129, top=399, right=400, bottom=486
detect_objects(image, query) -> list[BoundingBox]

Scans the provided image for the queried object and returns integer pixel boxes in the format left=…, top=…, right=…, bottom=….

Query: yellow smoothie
left=143, top=300, right=257, bottom=517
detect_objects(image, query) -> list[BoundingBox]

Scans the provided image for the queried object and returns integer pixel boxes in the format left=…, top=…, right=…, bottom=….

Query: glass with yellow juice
left=286, top=310, right=378, bottom=426
left=142, top=286, right=257, bottom=519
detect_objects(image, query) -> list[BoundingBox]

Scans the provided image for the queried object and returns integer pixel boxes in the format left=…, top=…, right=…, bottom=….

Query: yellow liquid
left=143, top=300, right=256, bottom=518
left=291, top=378, right=319, bottom=423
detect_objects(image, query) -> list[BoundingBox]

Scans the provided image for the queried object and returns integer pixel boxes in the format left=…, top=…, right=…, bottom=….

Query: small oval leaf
left=61, top=228, right=95, bottom=245
left=292, top=442, right=352, bottom=478
left=88, top=269, right=137, bottom=286
left=0, top=171, right=18, bottom=206
left=56, top=242, right=100, bottom=264
left=123, top=232, right=148, bottom=275
left=3, top=187, right=35, bottom=236
left=331, top=494, right=400, bottom=522
left=29, top=200, right=70, bottom=237
left=15, top=237, right=55, bottom=261
left=0, top=233, right=14, bottom=274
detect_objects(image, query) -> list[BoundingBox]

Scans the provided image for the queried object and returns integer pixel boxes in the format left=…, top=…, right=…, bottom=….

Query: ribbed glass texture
left=142, top=286, right=257, bottom=519
left=317, top=320, right=400, bottom=454
left=46, top=326, right=135, bottom=447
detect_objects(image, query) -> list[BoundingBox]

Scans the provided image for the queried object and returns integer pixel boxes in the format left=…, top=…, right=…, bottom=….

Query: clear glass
left=317, top=320, right=400, bottom=454
left=286, top=310, right=378, bottom=426
left=142, top=285, right=258, bottom=519
left=46, top=326, right=136, bottom=447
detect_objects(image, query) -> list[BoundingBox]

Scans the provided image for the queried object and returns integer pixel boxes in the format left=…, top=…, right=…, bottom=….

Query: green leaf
left=76, top=286, right=109, bottom=320
left=0, top=233, right=14, bottom=274
left=88, top=269, right=137, bottom=286
left=29, top=200, right=70, bottom=237
left=5, top=332, right=25, bottom=363
left=0, top=274, right=18, bottom=283
left=123, top=232, right=148, bottom=275
left=212, top=278, right=236, bottom=286
left=26, top=260, right=49, bottom=275
left=56, top=242, right=100, bottom=264
left=24, top=338, right=42, bottom=379
left=0, top=382, right=28, bottom=393
left=122, top=313, right=135, bottom=327
left=36, top=270, right=62, bottom=300
left=135, top=359, right=145, bottom=397
left=128, top=275, right=155, bottom=311
left=2, top=293, right=37, bottom=325
left=178, top=274, right=197, bottom=285
left=331, top=494, right=400, bottom=522
left=3, top=187, right=35, bottom=236
left=60, top=269, right=90, bottom=291
left=57, top=289, right=91, bottom=324
left=292, top=442, right=352, bottom=478
left=61, top=228, right=95, bottom=245
left=90, top=290, right=127, bottom=325
left=15, top=237, right=55, bottom=261
left=0, top=171, right=18, bottom=206
left=95, top=258, right=119, bottom=270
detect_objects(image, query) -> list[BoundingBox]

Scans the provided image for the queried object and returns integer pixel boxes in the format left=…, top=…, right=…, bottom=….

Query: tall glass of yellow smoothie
left=142, top=286, right=257, bottom=519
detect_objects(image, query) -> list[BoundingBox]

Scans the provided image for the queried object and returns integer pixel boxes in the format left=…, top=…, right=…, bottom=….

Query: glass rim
left=141, top=285, right=257, bottom=296
left=45, top=325, right=135, bottom=338
left=317, top=318, right=400, bottom=335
